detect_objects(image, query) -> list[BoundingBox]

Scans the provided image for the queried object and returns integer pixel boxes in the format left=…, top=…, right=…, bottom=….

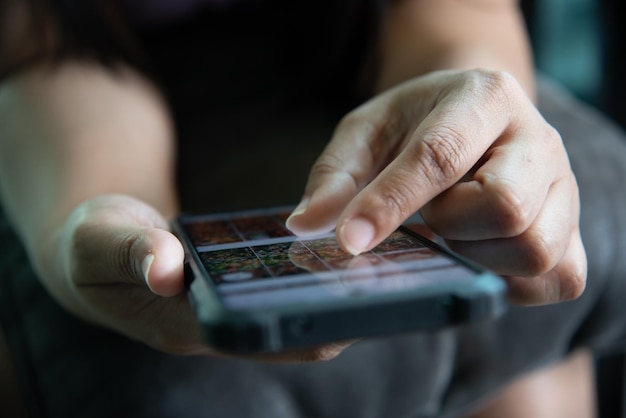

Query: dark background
left=522, top=0, right=626, bottom=131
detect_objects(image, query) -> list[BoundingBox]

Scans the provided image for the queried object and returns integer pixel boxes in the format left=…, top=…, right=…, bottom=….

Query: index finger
left=286, top=72, right=446, bottom=236
left=335, top=71, right=525, bottom=254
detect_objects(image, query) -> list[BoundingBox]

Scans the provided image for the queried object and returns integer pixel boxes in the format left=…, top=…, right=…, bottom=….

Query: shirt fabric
left=1, top=2, right=626, bottom=417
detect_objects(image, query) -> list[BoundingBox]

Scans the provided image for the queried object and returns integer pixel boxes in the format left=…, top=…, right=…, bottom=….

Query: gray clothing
left=1, top=77, right=626, bottom=418
left=1, top=4, right=626, bottom=416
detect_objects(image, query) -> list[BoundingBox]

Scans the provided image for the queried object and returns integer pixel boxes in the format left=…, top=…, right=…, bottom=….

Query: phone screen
left=180, top=208, right=480, bottom=311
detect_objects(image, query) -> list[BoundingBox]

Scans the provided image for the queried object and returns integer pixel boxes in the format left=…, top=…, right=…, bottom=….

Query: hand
left=55, top=194, right=204, bottom=354
left=287, top=69, right=587, bottom=306
left=44, top=194, right=350, bottom=360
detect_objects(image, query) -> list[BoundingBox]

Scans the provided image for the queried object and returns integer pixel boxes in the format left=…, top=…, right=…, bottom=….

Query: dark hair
left=53, top=0, right=146, bottom=63
left=1, top=0, right=383, bottom=98
left=0, top=0, right=147, bottom=79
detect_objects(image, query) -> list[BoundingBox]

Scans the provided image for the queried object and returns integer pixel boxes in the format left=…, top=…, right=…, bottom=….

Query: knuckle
left=310, top=152, right=345, bottom=178
left=542, top=124, right=566, bottom=154
left=484, top=180, right=532, bottom=236
left=335, top=109, right=377, bottom=137
left=115, top=233, right=138, bottom=277
left=468, top=69, right=516, bottom=98
left=462, top=69, right=518, bottom=114
left=543, top=123, right=563, bottom=145
left=377, top=172, right=419, bottom=222
left=544, top=124, right=562, bottom=144
left=557, top=261, right=587, bottom=301
left=520, top=230, right=560, bottom=277
left=113, top=231, right=144, bottom=282
left=418, top=125, right=467, bottom=185
left=308, top=153, right=361, bottom=193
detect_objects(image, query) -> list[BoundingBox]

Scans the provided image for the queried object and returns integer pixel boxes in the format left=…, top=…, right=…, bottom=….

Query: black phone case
left=174, top=211, right=508, bottom=354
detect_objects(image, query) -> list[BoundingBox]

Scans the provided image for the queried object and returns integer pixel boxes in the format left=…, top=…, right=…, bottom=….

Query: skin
left=287, top=0, right=586, bottom=307
left=468, top=350, right=596, bottom=418
left=0, top=0, right=592, bottom=414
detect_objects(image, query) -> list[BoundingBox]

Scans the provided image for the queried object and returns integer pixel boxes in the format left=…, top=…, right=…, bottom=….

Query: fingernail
left=339, top=218, right=375, bottom=255
left=286, top=198, right=309, bottom=227
left=291, top=198, right=310, bottom=217
left=142, top=253, right=156, bottom=292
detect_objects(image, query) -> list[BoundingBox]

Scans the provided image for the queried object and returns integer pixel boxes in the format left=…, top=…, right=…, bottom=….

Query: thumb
left=110, top=227, right=185, bottom=297
left=66, top=195, right=185, bottom=297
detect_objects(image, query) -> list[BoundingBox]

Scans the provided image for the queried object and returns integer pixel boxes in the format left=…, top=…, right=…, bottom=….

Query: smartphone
left=173, top=206, right=507, bottom=354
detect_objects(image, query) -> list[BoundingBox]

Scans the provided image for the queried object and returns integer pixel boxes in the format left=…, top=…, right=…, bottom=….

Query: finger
left=335, top=71, right=523, bottom=254
left=286, top=73, right=449, bottom=236
left=68, top=217, right=203, bottom=353
left=420, top=122, right=563, bottom=240
left=286, top=107, right=388, bottom=236
left=445, top=175, right=578, bottom=277
left=137, top=228, right=186, bottom=296
left=65, top=195, right=185, bottom=297
left=285, top=170, right=359, bottom=236
left=502, top=229, right=587, bottom=305
left=71, top=222, right=185, bottom=296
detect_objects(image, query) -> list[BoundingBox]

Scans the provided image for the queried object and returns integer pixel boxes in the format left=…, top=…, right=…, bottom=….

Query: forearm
left=0, top=61, right=177, bottom=312
left=377, top=0, right=534, bottom=97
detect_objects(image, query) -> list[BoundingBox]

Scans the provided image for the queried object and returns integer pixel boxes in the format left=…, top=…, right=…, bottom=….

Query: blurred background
left=522, top=0, right=625, bottom=130
left=521, top=1, right=625, bottom=416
